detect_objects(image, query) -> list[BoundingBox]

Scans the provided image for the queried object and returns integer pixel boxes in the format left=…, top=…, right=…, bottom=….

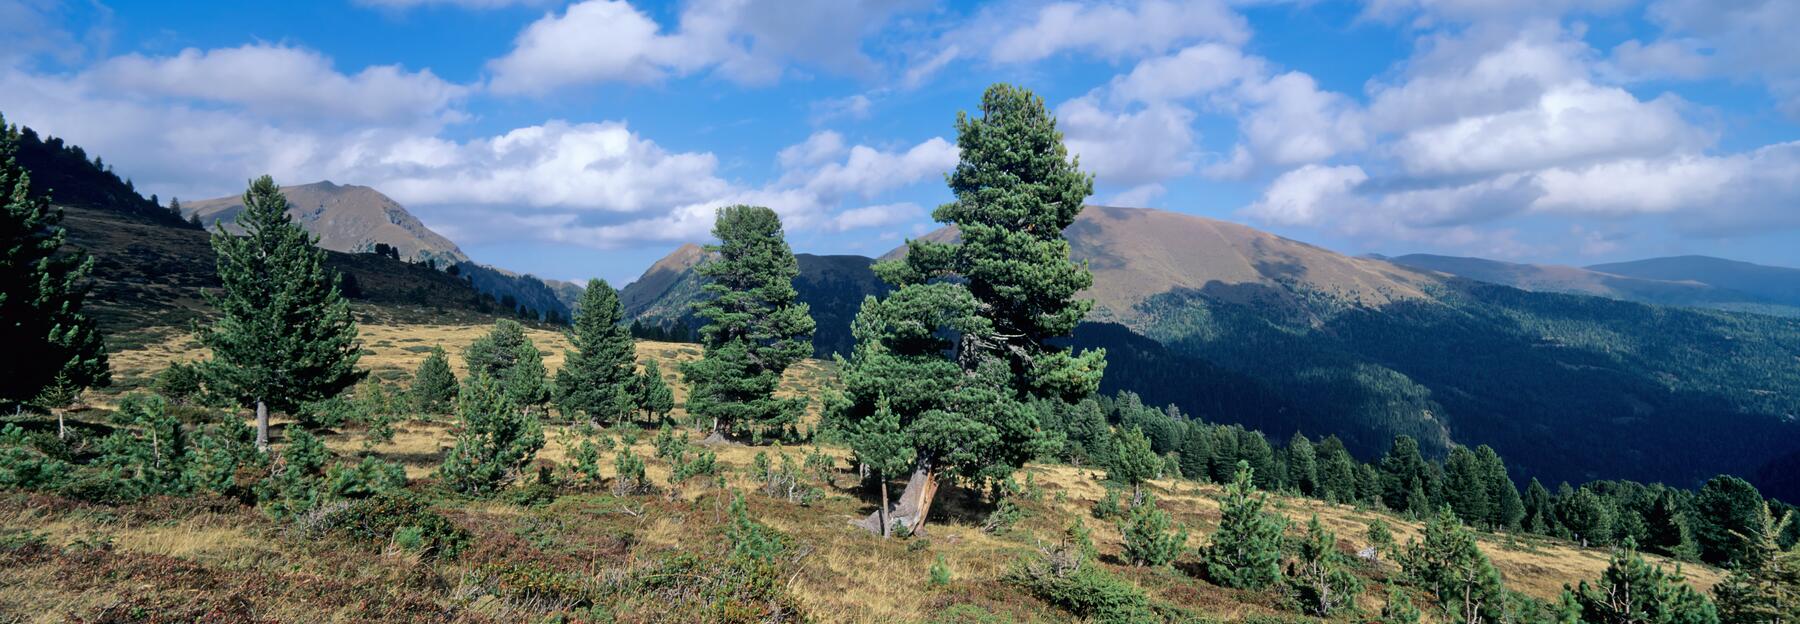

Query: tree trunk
left=255, top=400, right=270, bottom=451
left=854, top=462, right=939, bottom=536
left=878, top=476, right=891, bottom=538
left=56, top=409, right=65, bottom=441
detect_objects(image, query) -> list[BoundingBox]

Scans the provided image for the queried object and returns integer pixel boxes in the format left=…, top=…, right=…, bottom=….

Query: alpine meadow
left=3, top=2, right=1800, bottom=623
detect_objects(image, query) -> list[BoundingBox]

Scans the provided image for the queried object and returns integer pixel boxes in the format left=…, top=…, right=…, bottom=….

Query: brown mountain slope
left=886, top=205, right=1439, bottom=323
left=184, top=181, right=468, bottom=265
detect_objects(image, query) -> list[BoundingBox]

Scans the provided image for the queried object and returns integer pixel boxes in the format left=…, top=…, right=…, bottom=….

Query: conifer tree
left=681, top=205, right=814, bottom=442
left=1108, top=426, right=1161, bottom=505
left=556, top=279, right=638, bottom=425
left=1562, top=486, right=1617, bottom=548
left=197, top=176, right=362, bottom=449
left=850, top=397, right=914, bottom=537
left=0, top=114, right=108, bottom=410
left=1525, top=478, right=1560, bottom=535
left=1445, top=447, right=1493, bottom=527
left=635, top=360, right=675, bottom=424
left=1695, top=475, right=1766, bottom=567
left=1397, top=507, right=1509, bottom=624
left=1179, top=427, right=1215, bottom=484
left=837, top=84, right=1103, bottom=535
left=1381, top=435, right=1437, bottom=516
left=1567, top=542, right=1719, bottom=624
left=412, top=345, right=457, bottom=414
left=439, top=372, right=543, bottom=495
left=1203, top=461, right=1288, bottom=589
left=1293, top=514, right=1364, bottom=617
left=1477, top=445, right=1524, bottom=531
left=1288, top=432, right=1319, bottom=497
left=1121, top=493, right=1187, bottom=567
left=1714, top=504, right=1800, bottom=624
left=465, top=319, right=548, bottom=416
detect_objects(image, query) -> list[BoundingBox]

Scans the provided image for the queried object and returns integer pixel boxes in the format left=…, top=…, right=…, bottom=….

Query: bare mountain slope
left=185, top=181, right=468, bottom=265
left=1386, top=253, right=1799, bottom=316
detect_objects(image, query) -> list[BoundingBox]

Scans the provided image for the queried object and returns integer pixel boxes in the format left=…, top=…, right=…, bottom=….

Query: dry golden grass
left=60, top=319, right=1725, bottom=623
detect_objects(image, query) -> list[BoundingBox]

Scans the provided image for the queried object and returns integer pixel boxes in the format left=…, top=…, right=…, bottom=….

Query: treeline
left=6, top=122, right=196, bottom=229
left=1041, top=389, right=1800, bottom=565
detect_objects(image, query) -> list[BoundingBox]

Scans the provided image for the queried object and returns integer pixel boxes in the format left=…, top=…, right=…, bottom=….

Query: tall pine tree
left=837, top=83, right=1105, bottom=535
left=197, top=176, right=362, bottom=449
left=0, top=114, right=108, bottom=410
left=411, top=345, right=457, bottom=414
left=681, top=205, right=815, bottom=442
left=556, top=278, right=637, bottom=425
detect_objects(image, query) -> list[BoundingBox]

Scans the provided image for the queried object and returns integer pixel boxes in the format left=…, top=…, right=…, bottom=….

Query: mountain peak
left=183, top=181, right=468, bottom=265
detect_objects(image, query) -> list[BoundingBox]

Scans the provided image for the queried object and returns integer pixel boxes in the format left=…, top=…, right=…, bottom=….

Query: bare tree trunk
left=878, top=475, right=891, bottom=538
left=854, top=462, right=939, bottom=536
left=56, top=409, right=65, bottom=441
left=255, top=400, right=270, bottom=451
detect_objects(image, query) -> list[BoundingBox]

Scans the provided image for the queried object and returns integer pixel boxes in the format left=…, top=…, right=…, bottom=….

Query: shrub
left=260, top=429, right=331, bottom=518
left=982, top=496, right=1028, bottom=536
left=152, top=362, right=205, bottom=404
left=673, top=448, right=718, bottom=483
left=652, top=423, right=686, bottom=459
left=439, top=373, right=543, bottom=496
left=0, top=425, right=72, bottom=492
left=568, top=438, right=605, bottom=484
left=1201, top=461, right=1287, bottom=589
left=326, top=456, right=407, bottom=499
left=1121, top=494, right=1186, bottom=567
left=930, top=555, right=952, bottom=587
left=93, top=393, right=189, bottom=500
left=613, top=448, right=647, bottom=495
left=300, top=492, right=468, bottom=560
left=1290, top=514, right=1363, bottom=617
left=1092, top=486, right=1125, bottom=520
left=184, top=416, right=267, bottom=501
left=1007, top=549, right=1157, bottom=624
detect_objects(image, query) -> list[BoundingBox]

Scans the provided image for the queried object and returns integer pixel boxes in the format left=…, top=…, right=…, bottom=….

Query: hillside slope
left=1387, top=253, right=1799, bottom=316
left=185, top=181, right=468, bottom=266
left=627, top=206, right=1800, bottom=498
left=1589, top=255, right=1800, bottom=314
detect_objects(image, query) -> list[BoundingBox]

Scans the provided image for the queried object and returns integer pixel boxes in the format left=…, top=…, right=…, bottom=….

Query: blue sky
left=3, top=0, right=1798, bottom=286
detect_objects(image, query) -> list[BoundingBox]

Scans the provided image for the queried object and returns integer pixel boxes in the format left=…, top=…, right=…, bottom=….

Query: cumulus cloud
left=829, top=203, right=924, bottom=231
left=1623, top=0, right=1800, bottom=117
left=487, top=0, right=915, bottom=94
left=87, top=44, right=469, bottom=123
left=1388, top=83, right=1705, bottom=177
left=1057, top=96, right=1197, bottom=187
left=1242, top=164, right=1368, bottom=227
left=783, top=136, right=958, bottom=199
left=987, top=0, right=1248, bottom=63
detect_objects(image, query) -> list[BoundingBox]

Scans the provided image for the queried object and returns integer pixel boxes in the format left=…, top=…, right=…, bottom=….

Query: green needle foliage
left=411, top=346, right=457, bottom=415
left=197, top=175, right=363, bottom=448
left=0, top=113, right=108, bottom=409
left=849, top=397, right=914, bottom=537
left=439, top=372, right=544, bottom=496
left=465, top=319, right=550, bottom=416
left=1565, top=541, right=1718, bottom=624
left=1202, top=461, right=1287, bottom=589
left=1120, top=493, right=1186, bottom=568
left=1108, top=426, right=1161, bottom=504
left=682, top=205, right=815, bottom=443
left=1715, top=504, right=1800, bottom=624
left=1292, top=514, right=1364, bottom=617
left=1397, top=506, right=1509, bottom=624
left=634, top=360, right=674, bottom=424
left=834, top=83, right=1104, bottom=534
left=556, top=278, right=638, bottom=425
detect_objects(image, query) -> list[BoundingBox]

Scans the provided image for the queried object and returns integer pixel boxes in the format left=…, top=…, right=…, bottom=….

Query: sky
left=3, top=0, right=1798, bottom=286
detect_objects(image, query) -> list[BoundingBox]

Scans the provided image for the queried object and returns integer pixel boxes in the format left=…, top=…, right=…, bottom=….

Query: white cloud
left=1234, top=71, right=1368, bottom=167
left=1106, top=42, right=1262, bottom=104
left=1057, top=96, right=1197, bottom=186
left=785, top=136, right=958, bottom=199
left=486, top=0, right=914, bottom=94
left=777, top=131, right=848, bottom=169
left=987, top=0, right=1249, bottom=63
left=1532, top=142, right=1800, bottom=232
left=88, top=44, right=469, bottom=123
left=1389, top=83, right=1705, bottom=177
left=1108, top=183, right=1166, bottom=207
left=1242, top=164, right=1368, bottom=227
left=355, top=0, right=548, bottom=8
left=830, top=202, right=923, bottom=231
left=1626, top=0, right=1800, bottom=117
left=810, top=94, right=872, bottom=124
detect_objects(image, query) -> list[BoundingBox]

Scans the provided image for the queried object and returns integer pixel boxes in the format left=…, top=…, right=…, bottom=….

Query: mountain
left=627, top=205, right=1800, bottom=499
left=617, top=244, right=889, bottom=358
left=185, top=181, right=468, bottom=266
left=186, top=181, right=579, bottom=321
left=1588, top=255, right=1800, bottom=313
left=1386, top=253, right=1800, bottom=316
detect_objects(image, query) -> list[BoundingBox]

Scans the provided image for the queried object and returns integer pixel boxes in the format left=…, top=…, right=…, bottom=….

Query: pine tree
left=1477, top=445, right=1524, bottom=531
left=1121, top=493, right=1187, bottom=567
left=556, top=279, right=638, bottom=425
left=681, top=206, right=815, bottom=442
left=1562, top=486, right=1617, bottom=548
left=1293, top=514, right=1364, bottom=617
left=439, top=372, right=543, bottom=495
left=0, top=114, right=108, bottom=410
left=1179, top=427, right=1215, bottom=484
left=1288, top=432, right=1319, bottom=497
left=1445, top=447, right=1492, bottom=527
left=1525, top=478, right=1560, bottom=535
left=1695, top=475, right=1766, bottom=567
left=412, top=345, right=457, bottom=414
left=1397, top=507, right=1508, bottom=624
left=1203, top=461, right=1288, bottom=589
left=1381, top=435, right=1436, bottom=516
left=635, top=360, right=675, bottom=424
left=850, top=397, right=914, bottom=537
left=465, top=319, right=549, bottom=416
left=1107, top=426, right=1160, bottom=505
left=838, top=84, right=1103, bottom=536
left=197, top=176, right=362, bottom=449
left=1567, top=542, right=1719, bottom=624
left=1714, top=504, right=1800, bottom=624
